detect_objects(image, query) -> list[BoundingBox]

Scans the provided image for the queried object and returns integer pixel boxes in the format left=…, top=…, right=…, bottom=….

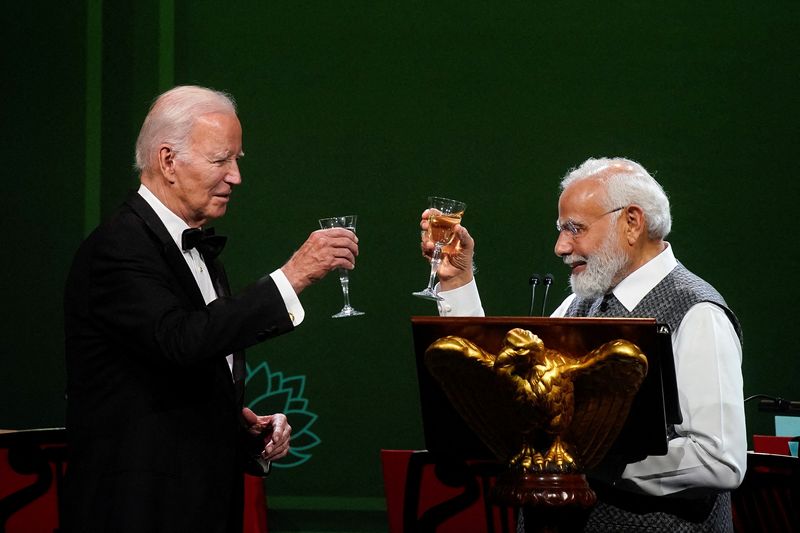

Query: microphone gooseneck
left=528, top=274, right=541, bottom=316
left=541, top=273, right=554, bottom=316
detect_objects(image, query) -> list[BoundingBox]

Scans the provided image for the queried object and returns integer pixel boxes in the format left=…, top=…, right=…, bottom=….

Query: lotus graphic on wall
left=245, top=361, right=321, bottom=468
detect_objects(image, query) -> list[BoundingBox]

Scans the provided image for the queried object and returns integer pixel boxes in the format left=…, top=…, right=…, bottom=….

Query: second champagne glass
left=412, top=196, right=467, bottom=300
left=318, top=215, right=365, bottom=318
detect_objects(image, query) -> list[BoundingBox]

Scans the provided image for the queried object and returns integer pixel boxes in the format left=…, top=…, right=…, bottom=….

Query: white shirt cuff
left=436, top=279, right=485, bottom=317
left=269, top=269, right=304, bottom=326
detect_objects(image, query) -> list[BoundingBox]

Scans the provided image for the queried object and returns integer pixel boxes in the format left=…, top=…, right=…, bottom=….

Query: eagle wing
left=561, top=339, right=648, bottom=469
left=424, top=335, right=540, bottom=461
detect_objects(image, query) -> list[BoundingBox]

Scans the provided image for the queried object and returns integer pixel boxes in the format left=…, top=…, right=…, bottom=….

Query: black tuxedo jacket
left=63, top=192, right=293, bottom=532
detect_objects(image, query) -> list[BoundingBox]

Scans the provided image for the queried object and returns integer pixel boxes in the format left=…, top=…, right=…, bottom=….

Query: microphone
left=541, top=274, right=554, bottom=316
left=745, top=394, right=800, bottom=414
left=528, top=274, right=541, bottom=316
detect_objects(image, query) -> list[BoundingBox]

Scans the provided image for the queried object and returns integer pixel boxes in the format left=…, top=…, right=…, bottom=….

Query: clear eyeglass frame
left=556, top=206, right=625, bottom=239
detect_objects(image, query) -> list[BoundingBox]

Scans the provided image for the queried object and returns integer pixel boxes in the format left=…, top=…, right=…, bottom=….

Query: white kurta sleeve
left=618, top=302, right=746, bottom=495
left=435, top=279, right=485, bottom=317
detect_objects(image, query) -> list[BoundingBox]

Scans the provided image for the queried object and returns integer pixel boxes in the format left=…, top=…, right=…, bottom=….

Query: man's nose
left=554, top=231, right=572, bottom=257
left=226, top=160, right=242, bottom=185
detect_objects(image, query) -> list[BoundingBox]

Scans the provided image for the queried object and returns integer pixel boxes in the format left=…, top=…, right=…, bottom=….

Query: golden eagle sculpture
left=424, top=328, right=648, bottom=481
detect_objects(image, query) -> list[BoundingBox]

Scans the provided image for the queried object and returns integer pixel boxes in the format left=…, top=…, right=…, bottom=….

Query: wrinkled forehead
left=558, top=177, right=608, bottom=221
left=188, top=112, right=243, bottom=149
left=191, top=112, right=241, bottom=134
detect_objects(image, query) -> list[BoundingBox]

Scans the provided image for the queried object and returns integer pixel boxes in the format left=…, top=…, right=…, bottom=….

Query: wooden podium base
left=491, top=471, right=597, bottom=533
left=492, top=471, right=597, bottom=508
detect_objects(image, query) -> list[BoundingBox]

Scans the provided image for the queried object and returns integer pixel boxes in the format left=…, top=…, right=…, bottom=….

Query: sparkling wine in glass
left=318, top=215, right=365, bottom=318
left=412, top=196, right=467, bottom=301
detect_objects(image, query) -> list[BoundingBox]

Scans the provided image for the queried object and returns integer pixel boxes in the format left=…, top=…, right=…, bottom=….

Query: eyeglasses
left=556, top=206, right=625, bottom=239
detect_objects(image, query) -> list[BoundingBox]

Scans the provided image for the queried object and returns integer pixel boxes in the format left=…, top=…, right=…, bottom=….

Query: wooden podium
left=411, top=317, right=679, bottom=461
left=403, top=316, right=679, bottom=532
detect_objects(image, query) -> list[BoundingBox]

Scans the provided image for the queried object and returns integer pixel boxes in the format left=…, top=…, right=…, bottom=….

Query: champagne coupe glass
left=412, top=196, right=467, bottom=300
left=318, top=215, right=365, bottom=318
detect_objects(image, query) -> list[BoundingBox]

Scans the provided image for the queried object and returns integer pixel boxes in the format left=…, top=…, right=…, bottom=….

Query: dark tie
left=181, top=227, right=227, bottom=261
left=590, top=292, right=619, bottom=317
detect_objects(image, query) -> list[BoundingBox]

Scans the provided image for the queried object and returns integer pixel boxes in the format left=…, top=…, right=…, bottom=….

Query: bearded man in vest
left=419, top=157, right=746, bottom=532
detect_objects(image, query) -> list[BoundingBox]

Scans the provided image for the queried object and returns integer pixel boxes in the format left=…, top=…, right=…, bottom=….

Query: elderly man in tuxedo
left=420, top=157, right=745, bottom=532
left=63, top=85, right=359, bottom=532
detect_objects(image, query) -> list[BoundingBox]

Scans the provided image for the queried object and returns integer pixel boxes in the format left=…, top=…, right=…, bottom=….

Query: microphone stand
left=541, top=274, right=553, bottom=317
left=528, top=274, right=541, bottom=316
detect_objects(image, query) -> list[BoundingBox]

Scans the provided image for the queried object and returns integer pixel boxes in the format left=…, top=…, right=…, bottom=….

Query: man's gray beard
left=566, top=232, right=629, bottom=299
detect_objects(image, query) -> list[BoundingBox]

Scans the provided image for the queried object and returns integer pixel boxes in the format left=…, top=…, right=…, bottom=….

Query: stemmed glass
left=412, top=196, right=467, bottom=301
left=318, top=215, right=365, bottom=318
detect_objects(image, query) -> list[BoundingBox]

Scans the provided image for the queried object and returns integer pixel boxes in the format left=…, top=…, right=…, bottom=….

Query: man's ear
left=625, top=205, right=646, bottom=245
left=158, top=145, right=177, bottom=183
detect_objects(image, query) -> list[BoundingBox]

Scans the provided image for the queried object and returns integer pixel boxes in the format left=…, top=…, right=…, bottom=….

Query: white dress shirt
left=437, top=243, right=746, bottom=496
left=137, top=184, right=305, bottom=373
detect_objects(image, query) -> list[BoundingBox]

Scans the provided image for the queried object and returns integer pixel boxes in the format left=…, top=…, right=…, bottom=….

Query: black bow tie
left=181, top=227, right=227, bottom=261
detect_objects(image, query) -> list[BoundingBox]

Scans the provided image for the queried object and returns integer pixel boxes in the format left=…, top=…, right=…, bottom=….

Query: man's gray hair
left=134, top=85, right=237, bottom=172
left=560, top=157, right=672, bottom=240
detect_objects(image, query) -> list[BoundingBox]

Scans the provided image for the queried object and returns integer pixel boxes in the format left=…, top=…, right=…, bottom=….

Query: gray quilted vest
left=555, top=261, right=742, bottom=532
left=565, top=262, right=742, bottom=343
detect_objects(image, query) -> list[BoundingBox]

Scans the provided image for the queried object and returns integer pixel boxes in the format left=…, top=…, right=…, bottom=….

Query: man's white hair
left=134, top=85, right=237, bottom=173
left=560, top=157, right=672, bottom=240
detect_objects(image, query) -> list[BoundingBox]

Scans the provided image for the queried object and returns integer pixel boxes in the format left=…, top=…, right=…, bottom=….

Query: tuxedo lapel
left=125, top=191, right=245, bottom=404
left=124, top=192, right=207, bottom=308
left=208, top=258, right=231, bottom=298
left=208, top=259, right=246, bottom=407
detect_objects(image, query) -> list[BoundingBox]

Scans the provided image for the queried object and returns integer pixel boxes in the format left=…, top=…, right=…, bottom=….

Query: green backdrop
left=4, top=2, right=799, bottom=531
